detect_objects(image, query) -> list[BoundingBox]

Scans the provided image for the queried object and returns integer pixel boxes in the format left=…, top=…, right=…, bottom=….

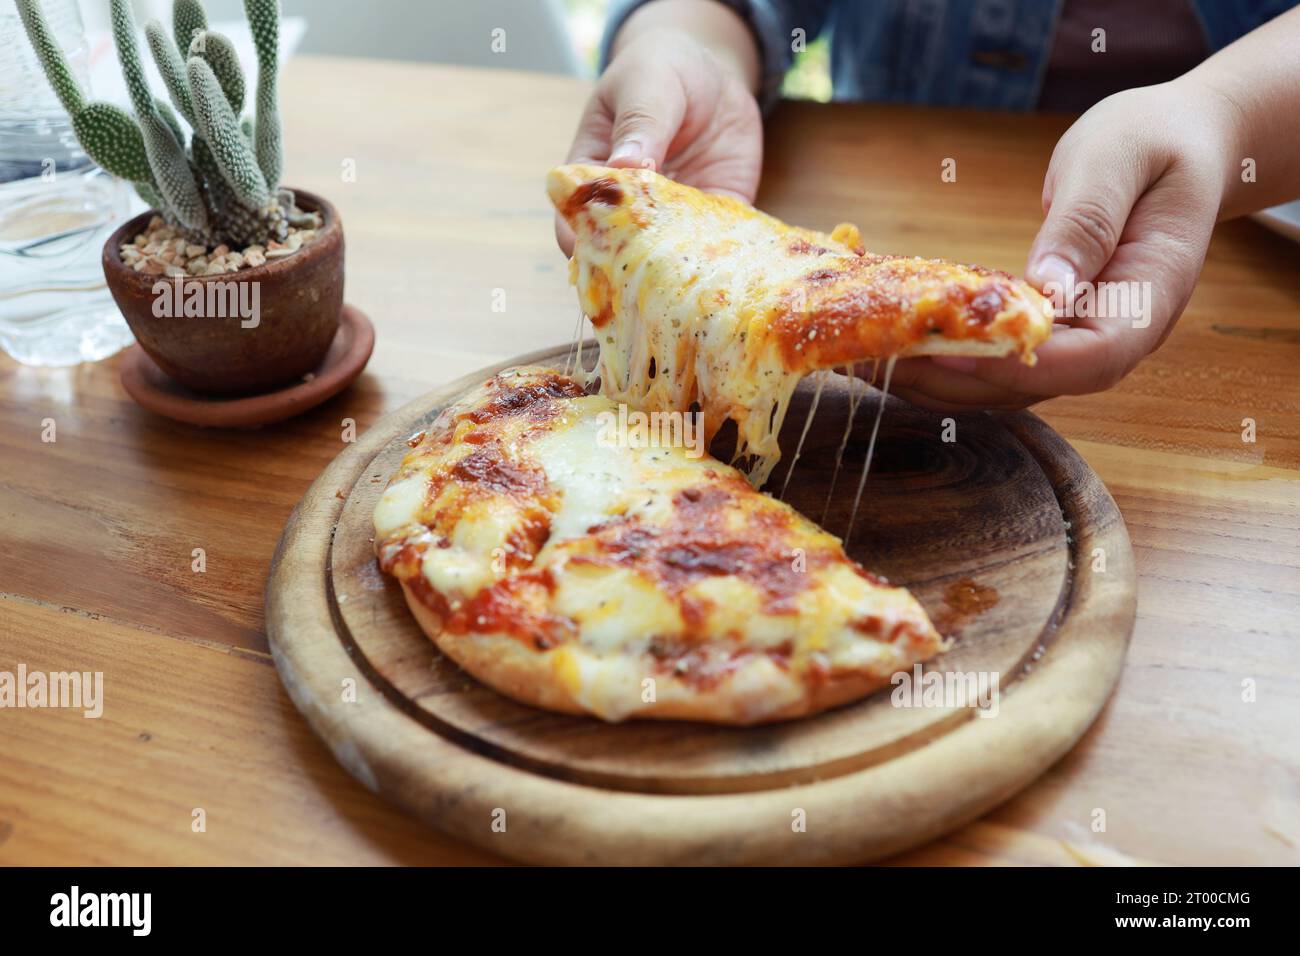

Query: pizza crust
left=399, top=581, right=907, bottom=725
left=902, top=335, right=1035, bottom=360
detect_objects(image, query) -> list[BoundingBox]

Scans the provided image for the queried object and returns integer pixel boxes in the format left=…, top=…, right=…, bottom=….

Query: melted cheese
left=549, top=163, right=1054, bottom=486
left=374, top=366, right=945, bottom=723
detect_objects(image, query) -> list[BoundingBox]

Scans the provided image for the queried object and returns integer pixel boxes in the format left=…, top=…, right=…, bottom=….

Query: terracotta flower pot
left=102, top=189, right=344, bottom=396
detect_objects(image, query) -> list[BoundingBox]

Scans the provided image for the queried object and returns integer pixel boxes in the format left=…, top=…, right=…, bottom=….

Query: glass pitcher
left=0, top=0, right=135, bottom=366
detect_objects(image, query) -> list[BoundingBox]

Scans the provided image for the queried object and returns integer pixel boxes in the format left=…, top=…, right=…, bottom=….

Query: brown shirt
left=1038, top=0, right=1210, bottom=111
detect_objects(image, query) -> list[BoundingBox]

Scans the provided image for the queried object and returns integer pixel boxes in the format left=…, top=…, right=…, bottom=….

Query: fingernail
left=930, top=356, right=978, bottom=374
left=607, top=140, right=643, bottom=164
left=1028, top=253, right=1076, bottom=314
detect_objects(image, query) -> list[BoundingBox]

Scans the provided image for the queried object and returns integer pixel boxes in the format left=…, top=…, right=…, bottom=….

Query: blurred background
left=77, top=0, right=831, bottom=95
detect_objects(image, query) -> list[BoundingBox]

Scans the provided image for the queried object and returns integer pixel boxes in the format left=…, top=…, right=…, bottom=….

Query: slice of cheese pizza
left=374, top=366, right=944, bottom=724
left=549, top=163, right=1055, bottom=485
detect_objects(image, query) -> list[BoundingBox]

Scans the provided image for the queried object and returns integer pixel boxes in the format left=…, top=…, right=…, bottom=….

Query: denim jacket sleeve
left=599, top=0, right=834, bottom=110
left=601, top=0, right=1296, bottom=111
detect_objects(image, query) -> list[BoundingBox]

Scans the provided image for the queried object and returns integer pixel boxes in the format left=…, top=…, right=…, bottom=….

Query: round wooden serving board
left=266, top=344, right=1137, bottom=865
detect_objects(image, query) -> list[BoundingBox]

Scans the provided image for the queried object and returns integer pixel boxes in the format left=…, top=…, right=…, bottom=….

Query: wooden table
left=2, top=57, right=1296, bottom=866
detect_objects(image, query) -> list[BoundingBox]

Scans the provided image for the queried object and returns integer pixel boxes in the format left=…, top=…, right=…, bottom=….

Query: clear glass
left=0, top=0, right=136, bottom=366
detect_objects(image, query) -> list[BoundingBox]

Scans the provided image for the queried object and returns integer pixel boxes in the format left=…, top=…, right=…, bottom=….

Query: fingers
left=929, top=162, right=1217, bottom=401
left=910, top=104, right=1208, bottom=407
left=558, top=49, right=688, bottom=255
left=566, top=40, right=684, bottom=168
left=554, top=216, right=575, bottom=258
left=556, top=78, right=681, bottom=256
left=927, top=325, right=1126, bottom=397
left=559, top=92, right=614, bottom=256
left=888, top=325, right=1118, bottom=403
left=1027, top=127, right=1154, bottom=299
left=1104, top=165, right=1216, bottom=352
left=660, top=66, right=763, bottom=203
left=865, top=358, right=1041, bottom=412
left=565, top=93, right=614, bottom=165
left=602, top=57, right=686, bottom=171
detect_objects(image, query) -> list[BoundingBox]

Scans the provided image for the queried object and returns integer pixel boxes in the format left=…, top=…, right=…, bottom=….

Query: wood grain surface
left=265, top=344, right=1135, bottom=864
left=1, top=57, right=1297, bottom=865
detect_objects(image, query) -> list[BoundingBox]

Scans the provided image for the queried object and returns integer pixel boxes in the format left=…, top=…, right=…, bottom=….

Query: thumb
left=1026, top=146, right=1149, bottom=306
left=604, top=74, right=684, bottom=171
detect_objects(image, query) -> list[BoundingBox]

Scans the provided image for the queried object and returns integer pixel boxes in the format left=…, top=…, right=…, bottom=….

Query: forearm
left=610, top=0, right=762, bottom=94
left=1180, top=5, right=1300, bottom=219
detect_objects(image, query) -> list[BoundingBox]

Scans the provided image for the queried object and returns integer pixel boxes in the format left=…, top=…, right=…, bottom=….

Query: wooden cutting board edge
left=265, top=344, right=1136, bottom=865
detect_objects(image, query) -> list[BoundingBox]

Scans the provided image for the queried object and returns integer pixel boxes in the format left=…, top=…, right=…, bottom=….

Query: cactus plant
left=16, top=0, right=293, bottom=248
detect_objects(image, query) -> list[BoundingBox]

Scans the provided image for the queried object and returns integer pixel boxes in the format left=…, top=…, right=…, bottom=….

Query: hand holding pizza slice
left=549, top=163, right=1054, bottom=484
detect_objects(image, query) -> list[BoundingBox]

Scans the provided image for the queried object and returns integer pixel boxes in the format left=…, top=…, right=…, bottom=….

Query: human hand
left=889, top=78, right=1237, bottom=411
left=556, top=20, right=762, bottom=255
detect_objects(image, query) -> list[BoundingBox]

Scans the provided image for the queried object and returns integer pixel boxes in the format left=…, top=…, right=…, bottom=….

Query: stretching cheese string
left=565, top=310, right=586, bottom=378
left=821, top=363, right=869, bottom=525
left=778, top=370, right=826, bottom=501
left=844, top=355, right=896, bottom=548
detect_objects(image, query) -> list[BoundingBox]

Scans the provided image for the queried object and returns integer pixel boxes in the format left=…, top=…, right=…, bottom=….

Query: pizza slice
left=374, top=366, right=944, bottom=725
left=549, top=163, right=1055, bottom=484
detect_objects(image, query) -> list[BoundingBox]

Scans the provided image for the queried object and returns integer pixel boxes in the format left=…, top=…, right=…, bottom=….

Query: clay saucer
left=120, top=303, right=374, bottom=428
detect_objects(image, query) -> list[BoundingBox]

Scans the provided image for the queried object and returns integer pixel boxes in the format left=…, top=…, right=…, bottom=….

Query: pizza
left=374, top=366, right=944, bottom=725
left=371, top=167, right=1052, bottom=724
left=548, top=163, right=1054, bottom=484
